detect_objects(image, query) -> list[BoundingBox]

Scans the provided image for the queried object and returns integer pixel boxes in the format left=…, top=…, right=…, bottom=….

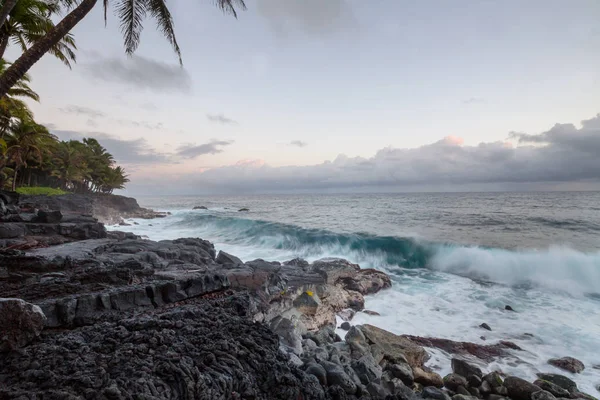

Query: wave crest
left=173, top=213, right=600, bottom=295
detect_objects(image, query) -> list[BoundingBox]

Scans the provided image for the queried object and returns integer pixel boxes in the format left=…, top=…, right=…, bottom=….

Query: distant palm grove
left=0, top=0, right=246, bottom=193
left=0, top=0, right=128, bottom=194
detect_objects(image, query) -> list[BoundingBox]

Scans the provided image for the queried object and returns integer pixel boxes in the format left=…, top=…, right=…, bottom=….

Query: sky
left=11, top=0, right=600, bottom=195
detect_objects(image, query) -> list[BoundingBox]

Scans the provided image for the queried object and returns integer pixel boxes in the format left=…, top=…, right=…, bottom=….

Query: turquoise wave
left=172, top=213, right=600, bottom=295
left=175, top=213, right=436, bottom=267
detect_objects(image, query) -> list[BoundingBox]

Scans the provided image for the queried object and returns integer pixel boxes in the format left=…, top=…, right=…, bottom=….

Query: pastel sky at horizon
left=10, top=0, right=600, bottom=194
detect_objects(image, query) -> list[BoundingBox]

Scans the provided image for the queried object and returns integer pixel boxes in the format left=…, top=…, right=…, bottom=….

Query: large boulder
left=215, top=250, right=243, bottom=266
left=423, top=387, right=452, bottom=400
left=548, top=357, right=585, bottom=373
left=413, top=367, right=444, bottom=388
left=504, top=376, right=542, bottom=400
left=359, top=324, right=429, bottom=368
left=444, top=373, right=468, bottom=391
left=536, top=374, right=578, bottom=393
left=533, top=380, right=571, bottom=398
left=0, top=298, right=46, bottom=351
left=451, top=358, right=483, bottom=378
left=338, top=268, right=392, bottom=295
left=311, top=258, right=360, bottom=285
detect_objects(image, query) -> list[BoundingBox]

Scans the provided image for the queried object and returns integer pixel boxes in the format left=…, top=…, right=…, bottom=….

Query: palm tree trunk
left=0, top=0, right=98, bottom=98
left=0, top=0, right=17, bottom=30
left=11, top=167, right=17, bottom=191
left=0, top=30, right=9, bottom=60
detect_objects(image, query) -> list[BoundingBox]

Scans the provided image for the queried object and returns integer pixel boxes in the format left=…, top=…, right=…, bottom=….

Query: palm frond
left=117, top=0, right=147, bottom=55
left=103, top=0, right=109, bottom=26
left=147, top=0, right=181, bottom=64
left=7, top=87, right=40, bottom=101
left=215, top=0, right=246, bottom=19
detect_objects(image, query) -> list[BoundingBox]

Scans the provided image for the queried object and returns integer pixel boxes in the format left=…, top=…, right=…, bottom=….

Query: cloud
left=207, top=114, right=238, bottom=125
left=140, top=102, right=158, bottom=111
left=149, top=113, right=600, bottom=193
left=51, top=129, right=172, bottom=165
left=289, top=140, right=307, bottom=147
left=257, top=0, right=356, bottom=36
left=175, top=140, right=234, bottom=159
left=84, top=55, right=192, bottom=93
left=115, top=119, right=164, bottom=130
left=462, top=97, right=486, bottom=105
left=60, top=105, right=105, bottom=118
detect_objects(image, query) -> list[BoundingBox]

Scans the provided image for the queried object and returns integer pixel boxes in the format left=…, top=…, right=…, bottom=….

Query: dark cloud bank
left=127, top=113, right=600, bottom=194
left=84, top=55, right=191, bottom=93
left=52, top=130, right=171, bottom=165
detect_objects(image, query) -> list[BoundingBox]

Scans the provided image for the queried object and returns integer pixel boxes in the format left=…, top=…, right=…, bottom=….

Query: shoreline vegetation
left=0, top=191, right=598, bottom=399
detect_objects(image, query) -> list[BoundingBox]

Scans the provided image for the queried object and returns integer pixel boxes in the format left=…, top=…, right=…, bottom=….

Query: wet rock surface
left=548, top=357, right=585, bottom=374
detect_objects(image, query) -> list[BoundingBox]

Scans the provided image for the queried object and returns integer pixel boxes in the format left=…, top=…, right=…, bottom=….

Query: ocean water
left=120, top=192, right=600, bottom=394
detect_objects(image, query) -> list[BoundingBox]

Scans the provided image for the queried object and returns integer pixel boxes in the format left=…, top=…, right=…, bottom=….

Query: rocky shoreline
left=0, top=191, right=597, bottom=400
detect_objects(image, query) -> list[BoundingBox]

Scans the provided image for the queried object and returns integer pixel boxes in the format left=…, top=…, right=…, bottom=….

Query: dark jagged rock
left=389, top=363, right=414, bottom=385
left=359, top=324, right=429, bottom=368
left=532, top=390, right=557, bottom=400
left=422, top=386, right=452, bottom=400
left=192, top=206, right=208, bottom=210
left=536, top=374, right=578, bottom=393
left=548, top=357, right=585, bottom=373
left=338, top=268, right=392, bottom=295
left=413, top=367, right=444, bottom=388
left=0, top=222, right=25, bottom=238
left=0, top=294, right=327, bottom=400
left=451, top=358, right=483, bottom=378
left=216, top=250, right=244, bottom=266
left=341, top=321, right=351, bottom=330
left=444, top=374, right=469, bottom=391
left=467, top=374, right=482, bottom=387
left=504, top=376, right=542, bottom=400
left=534, top=380, right=571, bottom=398
left=238, top=208, right=250, bottom=212
left=0, top=298, right=46, bottom=351
left=500, top=340, right=523, bottom=350
left=480, top=323, right=492, bottom=331
left=483, top=372, right=504, bottom=388
left=456, top=386, right=471, bottom=396
left=404, top=335, right=511, bottom=361
left=505, top=305, right=515, bottom=311
left=20, top=193, right=167, bottom=225
left=35, top=209, right=62, bottom=223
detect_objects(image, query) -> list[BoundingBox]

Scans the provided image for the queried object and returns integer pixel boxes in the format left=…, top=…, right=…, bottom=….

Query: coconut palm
left=101, top=165, right=129, bottom=194
left=0, top=59, right=39, bottom=138
left=51, top=140, right=90, bottom=191
left=0, top=0, right=247, bottom=98
left=4, top=119, right=55, bottom=190
left=0, top=0, right=77, bottom=67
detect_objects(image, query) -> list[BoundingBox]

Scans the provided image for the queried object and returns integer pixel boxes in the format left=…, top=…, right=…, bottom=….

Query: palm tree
left=51, top=140, right=90, bottom=191
left=101, top=165, right=129, bottom=194
left=4, top=119, right=55, bottom=190
left=0, top=0, right=247, bottom=98
left=0, top=0, right=77, bottom=67
left=0, top=59, right=39, bottom=138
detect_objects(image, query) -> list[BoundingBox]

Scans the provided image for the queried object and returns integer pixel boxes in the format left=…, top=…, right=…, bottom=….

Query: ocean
left=119, top=192, right=600, bottom=394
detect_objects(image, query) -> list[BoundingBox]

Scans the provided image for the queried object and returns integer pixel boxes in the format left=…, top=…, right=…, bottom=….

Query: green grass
left=15, top=187, right=68, bottom=196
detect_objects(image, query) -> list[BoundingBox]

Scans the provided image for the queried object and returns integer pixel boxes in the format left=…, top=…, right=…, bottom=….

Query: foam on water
left=118, top=209, right=600, bottom=394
